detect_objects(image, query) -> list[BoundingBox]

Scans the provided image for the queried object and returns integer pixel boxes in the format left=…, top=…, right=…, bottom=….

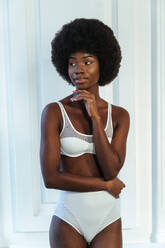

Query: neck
left=88, top=84, right=102, bottom=104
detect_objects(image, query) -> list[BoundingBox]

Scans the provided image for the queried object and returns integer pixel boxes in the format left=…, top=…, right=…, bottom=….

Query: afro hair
left=51, top=18, right=122, bottom=86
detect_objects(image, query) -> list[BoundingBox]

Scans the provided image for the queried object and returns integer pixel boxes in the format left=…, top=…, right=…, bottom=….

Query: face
left=68, top=51, right=100, bottom=90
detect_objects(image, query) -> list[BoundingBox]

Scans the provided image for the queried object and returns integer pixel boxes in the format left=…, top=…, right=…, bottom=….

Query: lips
left=74, top=78, right=88, bottom=84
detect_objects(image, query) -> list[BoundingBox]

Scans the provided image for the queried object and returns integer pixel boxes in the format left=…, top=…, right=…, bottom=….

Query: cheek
left=92, top=65, right=100, bottom=81
left=68, top=67, right=73, bottom=78
left=68, top=67, right=75, bottom=85
left=96, top=66, right=100, bottom=80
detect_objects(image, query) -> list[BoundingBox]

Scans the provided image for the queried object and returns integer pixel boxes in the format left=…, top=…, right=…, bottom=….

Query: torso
left=56, top=95, right=118, bottom=178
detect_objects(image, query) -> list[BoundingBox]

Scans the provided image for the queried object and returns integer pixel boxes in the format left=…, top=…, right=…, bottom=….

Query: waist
left=60, top=157, right=102, bottom=178
left=57, top=190, right=119, bottom=207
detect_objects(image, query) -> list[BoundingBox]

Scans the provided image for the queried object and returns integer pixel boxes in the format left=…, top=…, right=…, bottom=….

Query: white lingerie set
left=53, top=101, right=121, bottom=245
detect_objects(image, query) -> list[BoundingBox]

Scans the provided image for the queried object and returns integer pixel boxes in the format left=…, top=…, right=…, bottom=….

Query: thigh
left=90, top=218, right=123, bottom=248
left=49, top=215, right=88, bottom=248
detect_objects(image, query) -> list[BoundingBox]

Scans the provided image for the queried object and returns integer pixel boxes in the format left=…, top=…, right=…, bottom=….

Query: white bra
left=57, top=101, right=113, bottom=157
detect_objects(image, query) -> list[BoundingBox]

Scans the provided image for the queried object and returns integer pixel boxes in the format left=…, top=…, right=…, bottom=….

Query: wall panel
left=0, top=0, right=164, bottom=247
left=151, top=0, right=165, bottom=243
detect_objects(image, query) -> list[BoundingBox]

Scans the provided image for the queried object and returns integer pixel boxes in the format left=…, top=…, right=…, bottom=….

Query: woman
left=40, top=18, right=130, bottom=248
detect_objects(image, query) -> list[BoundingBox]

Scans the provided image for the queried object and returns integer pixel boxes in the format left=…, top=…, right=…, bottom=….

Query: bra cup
left=60, top=136, right=112, bottom=157
left=60, top=137, right=94, bottom=157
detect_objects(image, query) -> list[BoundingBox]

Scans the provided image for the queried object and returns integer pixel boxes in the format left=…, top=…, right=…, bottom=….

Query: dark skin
left=40, top=52, right=130, bottom=247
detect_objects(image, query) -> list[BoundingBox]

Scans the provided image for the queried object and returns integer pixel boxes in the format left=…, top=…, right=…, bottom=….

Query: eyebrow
left=69, top=55, right=94, bottom=59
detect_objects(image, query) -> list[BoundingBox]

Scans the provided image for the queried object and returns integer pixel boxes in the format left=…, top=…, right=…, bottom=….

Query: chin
left=76, top=84, right=87, bottom=89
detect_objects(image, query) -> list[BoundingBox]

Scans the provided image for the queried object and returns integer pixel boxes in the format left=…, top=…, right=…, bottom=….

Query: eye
left=69, top=62, right=76, bottom=67
left=85, top=61, right=92, bottom=65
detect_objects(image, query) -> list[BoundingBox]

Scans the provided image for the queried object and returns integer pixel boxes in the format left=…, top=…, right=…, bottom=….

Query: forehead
left=69, top=51, right=97, bottom=60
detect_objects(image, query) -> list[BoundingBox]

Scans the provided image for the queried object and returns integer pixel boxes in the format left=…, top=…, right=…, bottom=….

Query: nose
left=75, top=63, right=84, bottom=74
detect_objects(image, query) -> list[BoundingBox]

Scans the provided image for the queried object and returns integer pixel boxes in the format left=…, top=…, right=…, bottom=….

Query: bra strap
left=109, top=103, right=113, bottom=137
left=56, top=102, right=67, bottom=133
left=105, top=103, right=113, bottom=137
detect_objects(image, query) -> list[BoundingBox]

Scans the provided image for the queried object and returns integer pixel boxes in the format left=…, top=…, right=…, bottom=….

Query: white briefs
left=54, top=190, right=121, bottom=244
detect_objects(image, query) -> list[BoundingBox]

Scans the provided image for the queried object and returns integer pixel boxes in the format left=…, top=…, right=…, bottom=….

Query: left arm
left=71, top=90, right=130, bottom=181
left=92, top=108, right=130, bottom=180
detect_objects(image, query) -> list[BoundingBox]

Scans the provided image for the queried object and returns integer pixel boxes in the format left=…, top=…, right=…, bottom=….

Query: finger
left=72, top=92, right=81, bottom=97
left=71, top=95, right=92, bottom=102
left=72, top=92, right=93, bottom=100
left=73, top=89, right=90, bottom=95
left=72, top=90, right=94, bottom=99
left=73, top=94, right=91, bottom=100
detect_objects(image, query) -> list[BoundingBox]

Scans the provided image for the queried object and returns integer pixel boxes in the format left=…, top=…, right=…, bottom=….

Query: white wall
left=0, top=0, right=165, bottom=247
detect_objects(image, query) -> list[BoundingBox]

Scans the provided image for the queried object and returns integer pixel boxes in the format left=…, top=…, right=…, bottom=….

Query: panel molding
left=119, top=0, right=152, bottom=242
left=117, top=0, right=138, bottom=233
left=149, top=0, right=165, bottom=244
left=153, top=0, right=165, bottom=243
left=4, top=0, right=51, bottom=233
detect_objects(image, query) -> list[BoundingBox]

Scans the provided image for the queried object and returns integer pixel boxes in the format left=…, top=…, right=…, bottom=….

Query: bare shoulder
left=41, top=102, right=63, bottom=129
left=42, top=102, right=60, bottom=114
left=111, top=104, right=130, bottom=129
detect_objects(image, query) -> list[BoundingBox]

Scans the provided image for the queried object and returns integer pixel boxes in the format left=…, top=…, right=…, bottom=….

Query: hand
left=70, top=90, right=99, bottom=118
left=106, top=177, right=125, bottom=198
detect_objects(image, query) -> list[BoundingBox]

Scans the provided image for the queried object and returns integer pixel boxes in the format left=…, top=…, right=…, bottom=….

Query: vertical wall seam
left=150, top=0, right=158, bottom=242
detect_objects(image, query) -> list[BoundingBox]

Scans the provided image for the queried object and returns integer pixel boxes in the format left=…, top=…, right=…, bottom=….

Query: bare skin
left=40, top=52, right=130, bottom=247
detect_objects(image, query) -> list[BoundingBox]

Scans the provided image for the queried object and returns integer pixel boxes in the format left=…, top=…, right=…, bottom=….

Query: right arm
left=40, top=103, right=125, bottom=196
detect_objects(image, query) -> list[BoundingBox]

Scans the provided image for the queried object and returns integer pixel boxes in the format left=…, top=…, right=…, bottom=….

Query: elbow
left=44, top=181, right=53, bottom=188
left=43, top=173, right=59, bottom=189
left=44, top=180, right=54, bottom=189
left=44, top=180, right=59, bottom=189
